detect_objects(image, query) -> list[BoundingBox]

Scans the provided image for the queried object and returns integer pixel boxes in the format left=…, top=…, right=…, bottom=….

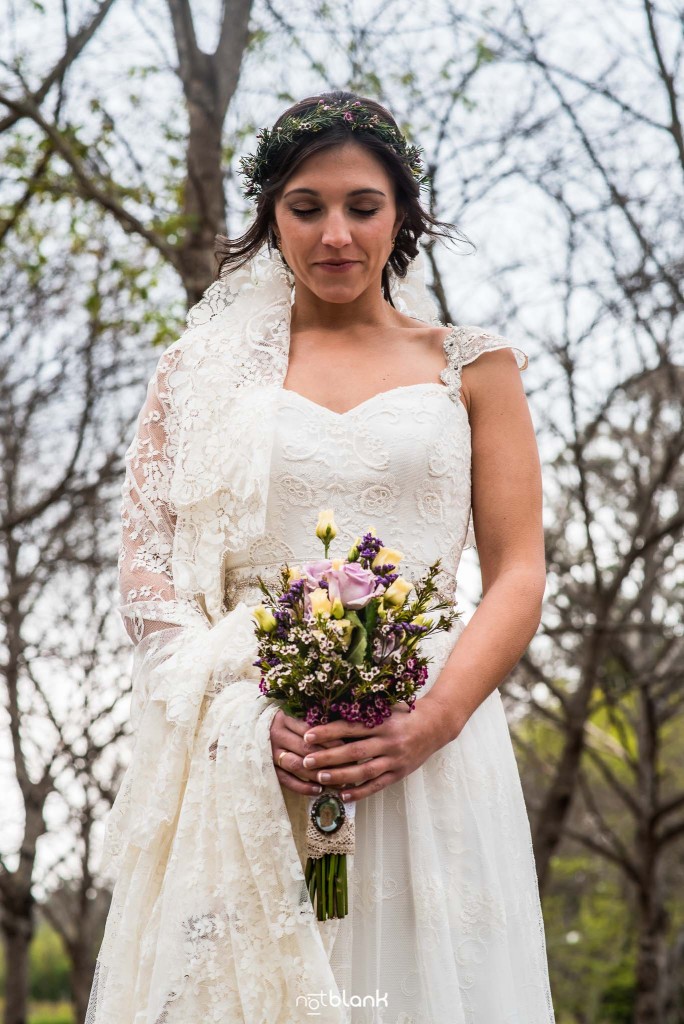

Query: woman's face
left=272, top=141, right=404, bottom=303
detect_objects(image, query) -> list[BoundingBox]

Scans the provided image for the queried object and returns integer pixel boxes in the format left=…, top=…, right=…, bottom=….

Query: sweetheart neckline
left=278, top=323, right=467, bottom=419
left=279, top=380, right=466, bottom=418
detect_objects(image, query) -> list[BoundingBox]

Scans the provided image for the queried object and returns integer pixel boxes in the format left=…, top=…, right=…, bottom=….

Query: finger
left=299, top=739, right=380, bottom=770
left=272, top=722, right=330, bottom=759
left=280, top=713, right=343, bottom=751
left=276, top=746, right=344, bottom=786
left=276, top=747, right=334, bottom=783
left=274, top=748, right=326, bottom=787
left=275, top=764, right=324, bottom=796
left=303, top=723, right=381, bottom=747
left=305, top=756, right=392, bottom=792
left=338, top=769, right=397, bottom=804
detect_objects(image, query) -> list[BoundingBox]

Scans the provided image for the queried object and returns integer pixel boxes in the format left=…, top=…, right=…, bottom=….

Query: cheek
left=362, top=215, right=395, bottom=248
left=281, top=218, right=314, bottom=248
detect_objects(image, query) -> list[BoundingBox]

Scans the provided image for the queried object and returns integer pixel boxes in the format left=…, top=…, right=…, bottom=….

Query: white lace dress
left=86, top=326, right=557, bottom=1024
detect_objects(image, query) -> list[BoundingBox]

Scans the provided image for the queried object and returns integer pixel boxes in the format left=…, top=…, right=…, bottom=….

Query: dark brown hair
left=214, top=90, right=470, bottom=305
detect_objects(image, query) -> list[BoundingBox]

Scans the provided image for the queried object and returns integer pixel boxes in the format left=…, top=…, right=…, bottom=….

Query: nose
left=320, top=214, right=353, bottom=248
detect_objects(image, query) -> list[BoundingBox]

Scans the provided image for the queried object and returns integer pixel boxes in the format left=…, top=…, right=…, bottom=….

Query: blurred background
left=0, top=0, right=682, bottom=1021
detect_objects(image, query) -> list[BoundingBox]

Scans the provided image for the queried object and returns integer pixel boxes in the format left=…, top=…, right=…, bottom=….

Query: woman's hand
left=271, top=708, right=354, bottom=796
left=296, top=699, right=449, bottom=803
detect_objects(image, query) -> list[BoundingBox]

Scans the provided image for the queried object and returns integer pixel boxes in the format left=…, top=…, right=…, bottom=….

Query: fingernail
left=318, top=772, right=331, bottom=783
left=304, top=732, right=316, bottom=744
left=302, top=756, right=315, bottom=767
left=314, top=785, right=323, bottom=793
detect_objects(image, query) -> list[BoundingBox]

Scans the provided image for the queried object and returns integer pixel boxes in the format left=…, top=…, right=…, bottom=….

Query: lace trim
left=440, top=324, right=529, bottom=408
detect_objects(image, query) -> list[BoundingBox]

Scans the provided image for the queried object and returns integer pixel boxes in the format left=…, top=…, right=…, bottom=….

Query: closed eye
left=291, top=208, right=379, bottom=218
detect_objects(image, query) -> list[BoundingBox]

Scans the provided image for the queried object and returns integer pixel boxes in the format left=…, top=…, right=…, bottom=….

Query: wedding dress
left=85, top=245, right=556, bottom=1024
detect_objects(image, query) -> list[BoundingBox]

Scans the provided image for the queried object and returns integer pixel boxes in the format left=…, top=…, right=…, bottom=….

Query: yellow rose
left=382, top=577, right=413, bottom=608
left=310, top=587, right=333, bottom=617
left=330, top=557, right=346, bottom=571
left=286, top=564, right=304, bottom=583
left=331, top=617, right=353, bottom=648
left=315, top=509, right=337, bottom=543
left=330, top=596, right=345, bottom=619
left=347, top=536, right=361, bottom=561
left=252, top=604, right=277, bottom=631
left=372, top=546, right=405, bottom=570
left=412, top=612, right=433, bottom=627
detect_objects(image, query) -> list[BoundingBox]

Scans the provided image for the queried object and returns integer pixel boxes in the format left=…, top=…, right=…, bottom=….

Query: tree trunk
left=71, top=945, right=98, bottom=1024
left=165, top=0, right=256, bottom=305
left=532, top=671, right=597, bottom=893
left=634, top=681, right=669, bottom=1024
left=1, top=904, right=34, bottom=1024
left=634, top=881, right=669, bottom=1024
left=179, top=67, right=229, bottom=304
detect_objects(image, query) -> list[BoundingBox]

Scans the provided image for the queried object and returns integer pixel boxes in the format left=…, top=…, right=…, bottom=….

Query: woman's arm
left=297, top=345, right=546, bottom=802
left=118, top=351, right=210, bottom=655
left=421, top=346, right=546, bottom=746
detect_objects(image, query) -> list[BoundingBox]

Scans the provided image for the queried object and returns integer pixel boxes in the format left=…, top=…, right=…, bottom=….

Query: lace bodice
left=223, top=385, right=466, bottom=611
left=221, top=327, right=528, bottom=614
left=118, top=324, right=527, bottom=646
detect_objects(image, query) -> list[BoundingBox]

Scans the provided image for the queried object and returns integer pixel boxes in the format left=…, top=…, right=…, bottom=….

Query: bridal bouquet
left=250, top=509, right=461, bottom=921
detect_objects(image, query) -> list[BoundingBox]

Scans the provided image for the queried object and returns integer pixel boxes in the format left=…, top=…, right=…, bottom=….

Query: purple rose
left=300, top=559, right=333, bottom=590
left=325, top=562, right=381, bottom=610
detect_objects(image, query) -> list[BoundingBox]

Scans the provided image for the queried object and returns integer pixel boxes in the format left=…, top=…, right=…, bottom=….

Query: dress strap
left=439, top=324, right=529, bottom=407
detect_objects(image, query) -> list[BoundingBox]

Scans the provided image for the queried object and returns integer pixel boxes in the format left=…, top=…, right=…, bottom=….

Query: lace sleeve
left=101, top=348, right=263, bottom=884
left=118, top=347, right=210, bottom=648
left=442, top=325, right=528, bottom=410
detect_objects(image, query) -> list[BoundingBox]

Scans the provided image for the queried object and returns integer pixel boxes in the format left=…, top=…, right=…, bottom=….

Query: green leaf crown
left=238, top=98, right=430, bottom=202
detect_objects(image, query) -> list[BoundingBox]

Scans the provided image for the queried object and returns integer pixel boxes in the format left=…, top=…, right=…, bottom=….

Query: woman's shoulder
left=145, top=311, right=223, bottom=396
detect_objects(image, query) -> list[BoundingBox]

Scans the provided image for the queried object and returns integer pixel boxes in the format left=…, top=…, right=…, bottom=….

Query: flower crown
left=238, top=98, right=430, bottom=202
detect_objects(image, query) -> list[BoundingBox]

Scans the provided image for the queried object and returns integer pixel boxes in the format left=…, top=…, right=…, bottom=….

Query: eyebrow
left=282, top=187, right=386, bottom=199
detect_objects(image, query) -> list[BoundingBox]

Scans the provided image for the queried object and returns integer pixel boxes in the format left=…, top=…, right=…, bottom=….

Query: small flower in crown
left=238, top=99, right=431, bottom=202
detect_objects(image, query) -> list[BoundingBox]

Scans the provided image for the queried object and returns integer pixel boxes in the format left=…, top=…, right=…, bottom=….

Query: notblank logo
left=296, top=989, right=389, bottom=1014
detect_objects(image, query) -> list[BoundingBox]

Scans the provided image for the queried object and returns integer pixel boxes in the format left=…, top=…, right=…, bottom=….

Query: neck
left=289, top=276, right=399, bottom=336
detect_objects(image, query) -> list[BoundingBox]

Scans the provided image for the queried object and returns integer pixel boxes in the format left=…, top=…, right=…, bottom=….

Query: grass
left=29, top=1003, right=75, bottom=1024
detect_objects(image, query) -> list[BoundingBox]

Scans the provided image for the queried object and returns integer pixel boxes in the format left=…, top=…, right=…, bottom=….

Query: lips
left=317, top=260, right=358, bottom=266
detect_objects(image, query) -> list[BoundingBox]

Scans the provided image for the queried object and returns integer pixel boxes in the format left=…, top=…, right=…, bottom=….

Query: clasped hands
left=270, top=696, right=451, bottom=803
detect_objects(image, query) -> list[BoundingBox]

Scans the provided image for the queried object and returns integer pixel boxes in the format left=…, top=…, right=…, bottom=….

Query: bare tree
left=0, top=228, right=144, bottom=1023
left=540, top=368, right=684, bottom=1022
left=28, top=549, right=134, bottom=1024
left=0, top=0, right=255, bottom=304
left=451, top=2, right=684, bottom=1019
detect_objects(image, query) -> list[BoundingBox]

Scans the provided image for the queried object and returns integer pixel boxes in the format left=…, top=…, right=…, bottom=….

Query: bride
left=86, top=91, right=556, bottom=1023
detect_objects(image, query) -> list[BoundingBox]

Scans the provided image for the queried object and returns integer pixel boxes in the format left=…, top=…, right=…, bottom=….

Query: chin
left=304, top=274, right=372, bottom=303
left=313, top=288, right=365, bottom=304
